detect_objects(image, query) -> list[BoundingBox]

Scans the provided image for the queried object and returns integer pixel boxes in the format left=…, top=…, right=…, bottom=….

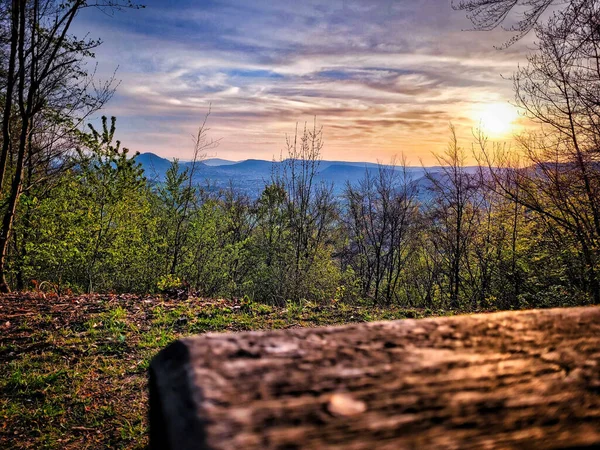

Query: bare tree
left=279, top=119, right=337, bottom=301
left=477, top=133, right=600, bottom=304
left=424, top=127, right=482, bottom=309
left=453, top=0, right=561, bottom=42
left=343, top=158, right=417, bottom=305
left=457, top=0, right=600, bottom=305
left=471, top=1, right=600, bottom=303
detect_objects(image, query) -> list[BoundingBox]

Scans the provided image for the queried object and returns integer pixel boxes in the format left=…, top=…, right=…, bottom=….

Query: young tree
left=248, top=182, right=290, bottom=303
left=75, top=116, right=148, bottom=292
left=278, top=120, right=338, bottom=302
left=154, top=110, right=218, bottom=279
left=156, top=159, right=196, bottom=276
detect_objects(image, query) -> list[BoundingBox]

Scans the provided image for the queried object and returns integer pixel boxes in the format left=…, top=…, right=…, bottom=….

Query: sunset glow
left=74, top=0, right=533, bottom=164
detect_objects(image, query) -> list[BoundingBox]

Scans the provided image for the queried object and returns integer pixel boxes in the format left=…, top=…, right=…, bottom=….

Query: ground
left=0, top=293, right=447, bottom=449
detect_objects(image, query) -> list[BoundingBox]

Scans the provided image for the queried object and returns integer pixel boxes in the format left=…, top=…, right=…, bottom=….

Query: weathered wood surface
left=149, top=307, right=600, bottom=450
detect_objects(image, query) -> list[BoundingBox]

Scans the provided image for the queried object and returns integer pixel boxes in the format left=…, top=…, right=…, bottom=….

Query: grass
left=0, top=293, right=445, bottom=449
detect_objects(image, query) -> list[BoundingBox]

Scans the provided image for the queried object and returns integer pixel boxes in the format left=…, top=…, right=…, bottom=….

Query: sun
left=476, top=103, right=518, bottom=136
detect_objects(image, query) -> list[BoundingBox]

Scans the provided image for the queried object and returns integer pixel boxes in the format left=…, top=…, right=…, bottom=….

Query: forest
left=0, top=0, right=598, bottom=313
left=0, top=0, right=599, bottom=311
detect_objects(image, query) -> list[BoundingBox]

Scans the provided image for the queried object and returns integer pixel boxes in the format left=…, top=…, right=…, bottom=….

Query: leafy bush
left=157, top=275, right=186, bottom=293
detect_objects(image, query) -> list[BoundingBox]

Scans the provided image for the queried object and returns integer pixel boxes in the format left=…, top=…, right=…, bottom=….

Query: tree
left=74, top=116, right=149, bottom=292
left=156, top=159, right=196, bottom=276
left=424, top=128, right=482, bottom=309
left=472, top=0, right=600, bottom=304
left=278, top=120, right=338, bottom=302
left=456, top=0, right=600, bottom=306
left=453, top=0, right=561, bottom=42
left=343, top=159, right=418, bottom=305
left=248, top=182, right=290, bottom=303
left=0, top=0, right=141, bottom=292
left=165, top=113, right=217, bottom=277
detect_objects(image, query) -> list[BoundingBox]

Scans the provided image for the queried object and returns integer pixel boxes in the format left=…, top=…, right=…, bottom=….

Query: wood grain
left=149, top=306, right=600, bottom=450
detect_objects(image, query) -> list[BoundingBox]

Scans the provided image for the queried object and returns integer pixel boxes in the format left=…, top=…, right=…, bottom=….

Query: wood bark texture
left=149, top=306, right=600, bottom=449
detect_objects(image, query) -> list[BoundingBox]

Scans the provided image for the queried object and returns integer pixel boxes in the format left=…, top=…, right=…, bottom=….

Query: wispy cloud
left=74, top=0, right=534, bottom=164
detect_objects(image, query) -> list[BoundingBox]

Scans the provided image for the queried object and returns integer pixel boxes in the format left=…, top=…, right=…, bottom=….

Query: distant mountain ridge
left=203, top=158, right=238, bottom=166
left=135, top=152, right=461, bottom=198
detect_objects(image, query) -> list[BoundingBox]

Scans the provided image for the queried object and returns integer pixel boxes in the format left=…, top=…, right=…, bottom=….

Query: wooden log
left=149, top=306, right=600, bottom=449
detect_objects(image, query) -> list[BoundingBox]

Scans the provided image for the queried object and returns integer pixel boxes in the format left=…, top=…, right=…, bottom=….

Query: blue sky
left=74, top=0, right=535, bottom=164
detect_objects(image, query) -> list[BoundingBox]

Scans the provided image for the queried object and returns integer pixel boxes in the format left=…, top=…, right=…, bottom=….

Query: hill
left=136, top=153, right=173, bottom=181
left=203, top=158, right=237, bottom=166
left=136, top=153, right=433, bottom=198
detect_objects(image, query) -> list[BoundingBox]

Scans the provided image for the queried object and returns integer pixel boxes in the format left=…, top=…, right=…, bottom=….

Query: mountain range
left=136, top=152, right=477, bottom=199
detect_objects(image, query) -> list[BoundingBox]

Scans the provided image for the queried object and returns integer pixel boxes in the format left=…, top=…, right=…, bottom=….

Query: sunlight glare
left=477, top=103, right=518, bottom=136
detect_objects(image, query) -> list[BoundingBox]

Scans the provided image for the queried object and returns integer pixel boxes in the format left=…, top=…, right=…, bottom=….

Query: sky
left=74, top=0, right=537, bottom=165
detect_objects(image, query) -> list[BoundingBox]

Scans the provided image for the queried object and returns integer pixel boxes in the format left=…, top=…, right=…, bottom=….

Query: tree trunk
left=0, top=0, right=20, bottom=194
left=0, top=119, right=28, bottom=292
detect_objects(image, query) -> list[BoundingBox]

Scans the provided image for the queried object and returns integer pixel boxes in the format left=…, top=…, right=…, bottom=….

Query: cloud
left=73, top=0, right=533, bottom=164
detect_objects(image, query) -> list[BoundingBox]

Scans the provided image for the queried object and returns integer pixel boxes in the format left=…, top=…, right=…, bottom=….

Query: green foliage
left=10, top=117, right=160, bottom=293
left=156, top=274, right=185, bottom=293
left=4, top=115, right=598, bottom=310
